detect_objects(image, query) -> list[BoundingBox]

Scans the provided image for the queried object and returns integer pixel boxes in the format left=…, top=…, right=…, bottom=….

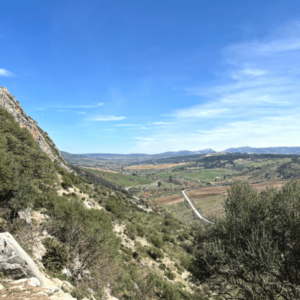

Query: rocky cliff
left=0, top=87, right=71, bottom=172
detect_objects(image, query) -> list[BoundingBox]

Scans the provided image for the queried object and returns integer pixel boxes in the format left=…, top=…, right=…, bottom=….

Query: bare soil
left=158, top=181, right=284, bottom=206
left=124, top=162, right=193, bottom=170
left=187, top=181, right=284, bottom=199
left=156, top=194, right=185, bottom=205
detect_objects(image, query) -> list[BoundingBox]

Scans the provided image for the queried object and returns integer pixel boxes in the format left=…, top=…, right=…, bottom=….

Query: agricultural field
left=156, top=181, right=285, bottom=223
left=234, top=157, right=291, bottom=168
left=187, top=181, right=284, bottom=217
left=80, top=167, right=155, bottom=187
left=156, top=194, right=184, bottom=205
left=158, top=168, right=236, bottom=182
left=124, top=161, right=193, bottom=170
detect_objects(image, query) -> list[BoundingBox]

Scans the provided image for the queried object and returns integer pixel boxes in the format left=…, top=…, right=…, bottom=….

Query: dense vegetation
left=0, top=106, right=201, bottom=299
left=193, top=180, right=300, bottom=299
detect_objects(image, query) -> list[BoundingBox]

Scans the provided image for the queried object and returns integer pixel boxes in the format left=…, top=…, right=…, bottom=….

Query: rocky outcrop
left=0, top=232, right=44, bottom=286
left=18, top=207, right=32, bottom=224
left=0, top=87, right=72, bottom=172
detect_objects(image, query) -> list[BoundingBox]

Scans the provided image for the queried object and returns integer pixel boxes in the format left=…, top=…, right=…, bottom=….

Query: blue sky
left=1, top=0, right=300, bottom=154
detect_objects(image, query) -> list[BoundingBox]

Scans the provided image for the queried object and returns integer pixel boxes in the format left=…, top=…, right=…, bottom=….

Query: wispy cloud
left=88, top=115, right=126, bottom=121
left=0, top=68, right=13, bottom=77
left=115, top=124, right=141, bottom=127
left=133, top=137, right=155, bottom=141
left=56, top=102, right=104, bottom=108
left=131, top=21, right=300, bottom=153
left=153, top=122, right=173, bottom=125
left=77, top=111, right=86, bottom=115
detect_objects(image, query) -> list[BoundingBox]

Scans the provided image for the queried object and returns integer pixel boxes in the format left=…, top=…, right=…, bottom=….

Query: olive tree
left=193, top=180, right=300, bottom=299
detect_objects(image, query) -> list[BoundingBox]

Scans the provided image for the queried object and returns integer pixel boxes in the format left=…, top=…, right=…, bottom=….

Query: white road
left=182, top=190, right=213, bottom=224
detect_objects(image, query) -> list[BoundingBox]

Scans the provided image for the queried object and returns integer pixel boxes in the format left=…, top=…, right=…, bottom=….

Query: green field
left=158, top=169, right=235, bottom=182
left=81, top=168, right=155, bottom=187
left=235, top=158, right=291, bottom=168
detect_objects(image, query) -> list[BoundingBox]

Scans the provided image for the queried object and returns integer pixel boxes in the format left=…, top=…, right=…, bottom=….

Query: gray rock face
left=18, top=207, right=32, bottom=224
left=0, top=86, right=72, bottom=172
left=0, top=232, right=44, bottom=286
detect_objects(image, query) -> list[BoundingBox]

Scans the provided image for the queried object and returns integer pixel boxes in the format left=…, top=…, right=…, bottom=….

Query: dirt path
left=182, top=190, right=213, bottom=224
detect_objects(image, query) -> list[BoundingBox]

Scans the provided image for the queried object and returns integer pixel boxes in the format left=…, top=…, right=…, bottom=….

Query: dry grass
left=83, top=167, right=119, bottom=173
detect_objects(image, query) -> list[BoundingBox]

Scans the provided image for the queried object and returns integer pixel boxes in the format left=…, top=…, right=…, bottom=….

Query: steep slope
left=0, top=87, right=71, bottom=172
left=0, top=88, right=202, bottom=300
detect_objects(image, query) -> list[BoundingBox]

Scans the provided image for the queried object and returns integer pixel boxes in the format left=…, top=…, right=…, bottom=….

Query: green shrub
left=61, top=176, right=72, bottom=189
left=165, top=271, right=176, bottom=280
left=193, top=180, right=300, bottom=299
left=136, top=224, right=145, bottom=237
left=42, top=238, right=70, bottom=272
left=163, top=234, right=175, bottom=243
left=126, top=223, right=137, bottom=240
left=147, top=246, right=164, bottom=260
left=149, top=235, right=164, bottom=248
left=179, top=255, right=192, bottom=270
left=105, top=201, right=125, bottom=218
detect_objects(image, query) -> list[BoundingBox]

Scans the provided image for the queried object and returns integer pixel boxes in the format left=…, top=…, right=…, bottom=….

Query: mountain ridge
left=0, top=87, right=71, bottom=172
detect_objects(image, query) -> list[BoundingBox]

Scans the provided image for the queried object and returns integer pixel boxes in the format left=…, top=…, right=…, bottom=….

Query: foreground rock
left=0, top=232, right=44, bottom=286
left=0, top=277, right=75, bottom=299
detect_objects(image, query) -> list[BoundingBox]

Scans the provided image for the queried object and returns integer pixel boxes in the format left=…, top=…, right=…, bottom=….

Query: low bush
left=147, top=246, right=164, bottom=260
left=165, top=271, right=176, bottom=280
left=149, top=235, right=164, bottom=248
left=105, top=201, right=125, bottom=218
left=126, top=223, right=137, bottom=240
left=42, top=238, right=70, bottom=272
left=163, top=234, right=175, bottom=243
left=136, top=224, right=145, bottom=237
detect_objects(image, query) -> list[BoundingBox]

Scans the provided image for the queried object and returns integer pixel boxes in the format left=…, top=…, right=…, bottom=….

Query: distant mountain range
left=61, top=147, right=300, bottom=163
left=224, top=147, right=300, bottom=154
left=76, top=148, right=216, bottom=158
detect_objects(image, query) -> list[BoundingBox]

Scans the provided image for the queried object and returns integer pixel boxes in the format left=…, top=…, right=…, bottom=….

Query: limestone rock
left=0, top=86, right=71, bottom=172
left=0, top=232, right=44, bottom=286
left=18, top=207, right=32, bottom=224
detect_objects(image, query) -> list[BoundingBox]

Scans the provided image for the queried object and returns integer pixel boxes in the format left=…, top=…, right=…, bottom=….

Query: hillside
left=61, top=149, right=216, bottom=164
left=0, top=88, right=202, bottom=299
left=225, top=146, right=300, bottom=154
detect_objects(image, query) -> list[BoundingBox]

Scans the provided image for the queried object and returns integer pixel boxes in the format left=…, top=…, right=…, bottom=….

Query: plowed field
left=157, top=181, right=284, bottom=206
left=187, top=181, right=284, bottom=199
left=156, top=195, right=184, bottom=205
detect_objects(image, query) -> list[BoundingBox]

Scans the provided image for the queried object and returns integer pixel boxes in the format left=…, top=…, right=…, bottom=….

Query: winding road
left=182, top=190, right=214, bottom=224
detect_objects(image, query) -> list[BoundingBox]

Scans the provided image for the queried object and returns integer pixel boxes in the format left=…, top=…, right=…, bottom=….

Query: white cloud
left=172, top=107, right=229, bottom=118
left=130, top=21, right=300, bottom=153
left=77, top=111, right=86, bottom=114
left=115, top=124, right=141, bottom=127
left=153, top=122, right=173, bottom=125
left=88, top=115, right=126, bottom=121
left=0, top=68, right=13, bottom=77
left=133, top=137, right=155, bottom=141
left=242, top=68, right=266, bottom=76
left=56, top=103, right=104, bottom=108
